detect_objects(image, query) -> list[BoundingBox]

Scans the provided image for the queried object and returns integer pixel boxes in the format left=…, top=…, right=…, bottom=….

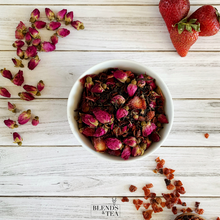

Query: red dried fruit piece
left=41, top=41, right=56, bottom=52
left=216, top=217, right=220, bottom=220
left=163, top=168, right=175, bottom=175
left=177, top=198, right=182, bottom=205
left=133, top=199, right=143, bottom=210
left=146, top=183, right=154, bottom=188
left=128, top=96, right=146, bottom=110
left=176, top=186, right=186, bottom=194
left=167, top=173, right=175, bottom=180
left=155, top=157, right=161, bottom=163
left=204, top=133, right=209, bottom=138
left=143, top=210, right=153, bottom=220
left=186, top=207, right=192, bottom=213
left=164, top=178, right=171, bottom=186
left=146, top=111, right=155, bottom=121
left=150, top=132, right=160, bottom=142
left=195, top=201, right=200, bottom=208
left=143, top=203, right=150, bottom=209
left=180, top=208, right=186, bottom=213
left=167, top=184, right=175, bottom=190
left=174, top=180, right=183, bottom=186
left=150, top=193, right=156, bottom=198
left=18, top=92, right=35, bottom=101
left=71, top=20, right=85, bottom=30
left=172, top=206, right=178, bottom=215
left=129, top=185, right=137, bottom=192
left=121, top=197, right=129, bottom=202
left=92, top=137, right=107, bottom=152
left=142, top=186, right=150, bottom=196
left=155, top=197, right=162, bottom=204
left=182, top=202, right=187, bottom=206
left=196, top=208, right=204, bottom=215
left=161, top=202, right=166, bottom=208
left=0, top=87, right=11, bottom=98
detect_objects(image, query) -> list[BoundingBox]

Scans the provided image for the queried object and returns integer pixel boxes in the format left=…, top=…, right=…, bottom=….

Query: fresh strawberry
left=159, top=0, right=190, bottom=32
left=128, top=96, right=146, bottom=110
left=189, top=5, right=220, bottom=36
left=170, top=18, right=200, bottom=57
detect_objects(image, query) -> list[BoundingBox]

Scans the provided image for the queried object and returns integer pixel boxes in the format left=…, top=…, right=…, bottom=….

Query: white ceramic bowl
left=67, top=60, right=174, bottom=162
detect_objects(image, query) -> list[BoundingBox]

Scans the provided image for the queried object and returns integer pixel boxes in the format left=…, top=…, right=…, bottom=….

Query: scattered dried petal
left=71, top=20, right=85, bottom=30
left=0, top=68, right=13, bottom=80
left=12, top=70, right=24, bottom=86
left=45, top=8, right=55, bottom=21
left=12, top=58, right=24, bottom=68
left=30, top=8, right=40, bottom=23
left=18, top=92, right=35, bottom=101
left=4, top=119, right=18, bottom=129
left=0, top=87, right=11, bottom=98
left=13, top=132, right=23, bottom=146
left=65, top=11, right=74, bottom=25
left=56, top=28, right=70, bottom=37
left=121, top=197, right=129, bottom=202
left=32, top=116, right=39, bottom=126
left=57, top=9, right=67, bottom=21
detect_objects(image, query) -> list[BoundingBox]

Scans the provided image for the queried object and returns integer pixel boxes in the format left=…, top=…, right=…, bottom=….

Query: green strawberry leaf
left=186, top=24, right=192, bottom=33
left=178, top=23, right=185, bottom=34
left=189, top=19, right=197, bottom=24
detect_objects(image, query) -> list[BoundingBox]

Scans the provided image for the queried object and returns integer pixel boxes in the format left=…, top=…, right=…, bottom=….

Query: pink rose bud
left=71, top=20, right=85, bottom=30
left=121, top=146, right=131, bottom=160
left=41, top=41, right=56, bottom=52
left=65, top=11, right=74, bottom=25
left=23, top=84, right=38, bottom=95
left=113, top=70, right=128, bottom=83
left=12, top=40, right=25, bottom=48
left=12, top=58, right=24, bottom=68
left=8, top=102, right=16, bottom=113
left=127, top=80, right=137, bottom=97
left=25, top=32, right=32, bottom=45
left=111, top=95, right=125, bottom=105
left=93, top=127, right=108, bottom=137
left=30, top=9, right=40, bottom=23
left=105, top=138, right=122, bottom=150
left=151, top=132, right=160, bottom=142
left=45, top=8, right=55, bottom=21
left=37, top=80, right=45, bottom=92
left=0, top=68, right=13, bottom=80
left=28, top=55, right=40, bottom=70
left=57, top=9, right=67, bottom=21
left=13, top=132, right=23, bottom=146
left=149, top=100, right=156, bottom=109
left=56, top=28, right=70, bottom=37
left=146, top=80, right=156, bottom=90
left=18, top=92, right=35, bottom=101
left=50, top=34, right=58, bottom=45
left=47, top=21, right=61, bottom=31
left=28, top=27, right=40, bottom=39
left=17, top=47, right=24, bottom=59
left=92, top=137, right=107, bottom=152
left=116, top=108, right=128, bottom=120
left=123, top=136, right=137, bottom=147
left=80, top=127, right=95, bottom=137
left=85, top=76, right=94, bottom=90
left=32, top=38, right=41, bottom=47
left=82, top=114, right=99, bottom=127
left=24, top=46, right=37, bottom=59
left=108, top=149, right=121, bottom=156
left=93, top=108, right=112, bottom=124
left=131, top=146, right=142, bottom=157
left=4, top=119, right=18, bottom=129
left=122, top=126, right=127, bottom=133
left=157, top=114, right=168, bottom=124
left=142, top=121, right=157, bottom=137
left=18, top=109, right=31, bottom=125
left=32, top=20, right=46, bottom=29
left=15, top=30, right=25, bottom=40
left=91, top=83, right=104, bottom=93
left=32, top=116, right=39, bottom=126
left=12, top=70, right=24, bottom=86
left=0, top=87, right=11, bottom=98
left=16, top=21, right=27, bottom=33
left=137, top=76, right=146, bottom=88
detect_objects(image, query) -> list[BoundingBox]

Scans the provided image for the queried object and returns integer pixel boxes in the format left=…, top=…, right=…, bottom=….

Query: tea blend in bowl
left=74, top=68, right=168, bottom=160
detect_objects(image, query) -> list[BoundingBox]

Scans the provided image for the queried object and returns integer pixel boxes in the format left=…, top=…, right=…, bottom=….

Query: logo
left=91, top=197, right=120, bottom=218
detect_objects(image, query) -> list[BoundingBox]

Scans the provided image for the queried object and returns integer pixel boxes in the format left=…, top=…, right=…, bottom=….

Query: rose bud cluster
left=75, top=69, right=169, bottom=160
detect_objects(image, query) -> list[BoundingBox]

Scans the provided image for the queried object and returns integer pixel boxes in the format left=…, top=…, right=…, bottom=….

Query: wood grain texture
left=1, top=51, right=220, bottom=99
left=0, top=6, right=220, bottom=51
left=0, top=99, right=220, bottom=146
left=0, top=147, right=220, bottom=196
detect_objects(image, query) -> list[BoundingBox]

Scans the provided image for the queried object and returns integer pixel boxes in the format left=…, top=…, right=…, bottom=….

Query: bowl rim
left=67, top=59, right=174, bottom=163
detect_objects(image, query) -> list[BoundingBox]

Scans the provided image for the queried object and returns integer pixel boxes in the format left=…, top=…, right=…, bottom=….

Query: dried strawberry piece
left=204, top=133, right=209, bottom=138
left=174, top=180, right=183, bottom=186
left=186, top=207, right=192, bottom=213
left=172, top=206, right=178, bottom=215
left=155, top=157, right=161, bottom=163
left=181, top=209, right=186, bottom=213
left=167, top=173, right=175, bottom=180
left=162, top=193, right=171, bottom=201
left=155, top=197, right=162, bottom=204
left=150, top=193, right=156, bottom=198
left=216, top=217, right=220, bottom=220
left=151, top=203, right=160, bottom=213
left=196, top=208, right=204, bottom=215
left=146, top=111, right=155, bottom=121
left=167, top=184, right=175, bottom=190
left=177, top=198, right=182, bottom=205
left=143, top=210, right=153, bottom=220
left=164, top=179, right=171, bottom=186
left=182, top=202, right=187, bottom=206
left=161, top=202, right=166, bottom=208
left=133, top=199, right=143, bottom=210
left=195, top=201, right=200, bottom=208
left=176, top=186, right=186, bottom=194
left=143, top=203, right=150, bottom=209
left=146, top=183, right=153, bottom=188
left=121, top=197, right=129, bottom=202
left=129, top=185, right=137, bottom=192
left=142, top=186, right=151, bottom=196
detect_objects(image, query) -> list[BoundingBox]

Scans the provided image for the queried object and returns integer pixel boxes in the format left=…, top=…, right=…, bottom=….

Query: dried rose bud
left=93, top=127, right=108, bottom=137
left=157, top=114, right=168, bottom=124
left=116, top=108, right=128, bottom=120
left=81, top=114, right=99, bottom=127
left=28, top=27, right=40, bottom=39
left=28, top=55, right=40, bottom=70
left=4, top=119, right=18, bottom=129
left=8, top=102, right=16, bottom=113
left=150, top=91, right=161, bottom=99
left=17, top=47, right=24, bottom=59
left=131, top=146, right=142, bottom=157
left=142, top=121, right=157, bottom=137
left=127, top=80, right=137, bottom=97
left=25, top=32, right=32, bottom=45
left=37, top=80, right=45, bottom=92
left=128, top=96, right=146, bottom=110
left=32, top=116, right=39, bottom=126
left=30, top=8, right=40, bottom=23
left=45, top=8, right=55, bottom=21
left=91, top=83, right=104, bottom=93
left=105, top=138, right=122, bottom=150
left=50, top=34, right=58, bottom=45
left=47, top=21, right=61, bottom=31
left=151, top=132, right=160, bottom=142
left=111, top=95, right=125, bottom=105
left=18, top=109, right=31, bottom=125
left=32, top=20, right=46, bottom=29
left=121, top=146, right=131, bottom=160
left=92, top=137, right=107, bottom=152
left=123, top=136, right=137, bottom=147
left=146, top=78, right=156, bottom=90
left=15, top=30, right=25, bottom=40
left=84, top=76, right=94, bottom=90
left=93, top=108, right=112, bottom=124
left=57, top=9, right=67, bottom=21
left=12, top=70, right=24, bottom=86
left=113, top=70, right=128, bottom=83
left=0, top=87, right=11, bottom=98
left=111, top=123, right=114, bottom=130
left=0, top=68, right=13, bottom=80
left=149, top=100, right=156, bottom=109
left=41, top=41, right=56, bottom=52
left=13, top=132, right=23, bottom=146
left=18, top=92, right=35, bottom=101
left=23, top=84, right=38, bottom=95
left=16, top=21, right=27, bottom=33
left=56, top=28, right=70, bottom=37
left=71, top=20, right=85, bottom=30
left=80, top=127, right=95, bottom=137
left=12, top=40, right=25, bottom=48
left=108, top=149, right=121, bottom=156
left=32, top=38, right=41, bottom=47
left=24, top=46, right=37, bottom=59
left=137, top=75, right=146, bottom=88
left=12, top=58, right=24, bottom=68
left=65, top=11, right=74, bottom=25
